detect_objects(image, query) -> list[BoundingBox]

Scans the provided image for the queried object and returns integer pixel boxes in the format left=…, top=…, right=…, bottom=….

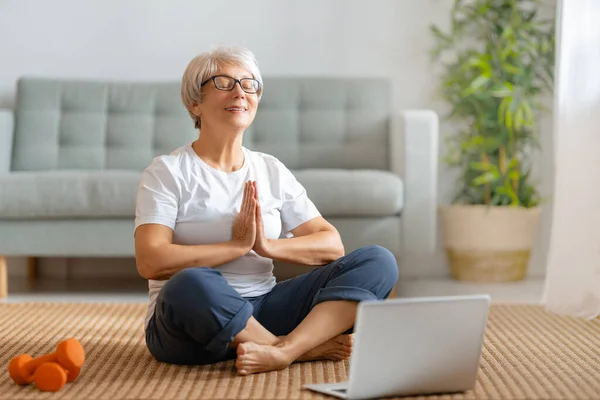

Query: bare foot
left=236, top=335, right=354, bottom=375
left=297, top=334, right=353, bottom=362
left=236, top=342, right=292, bottom=375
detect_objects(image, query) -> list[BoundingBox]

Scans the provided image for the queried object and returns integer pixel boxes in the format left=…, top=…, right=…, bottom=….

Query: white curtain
left=542, top=0, right=600, bottom=319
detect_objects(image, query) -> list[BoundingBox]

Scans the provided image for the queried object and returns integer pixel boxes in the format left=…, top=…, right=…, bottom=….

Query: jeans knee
left=161, top=267, right=218, bottom=306
left=361, top=245, right=399, bottom=286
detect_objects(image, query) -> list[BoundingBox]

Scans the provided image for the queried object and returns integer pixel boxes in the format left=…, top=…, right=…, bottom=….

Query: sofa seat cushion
left=0, top=169, right=402, bottom=219
left=0, top=171, right=140, bottom=219
left=294, top=169, right=403, bottom=217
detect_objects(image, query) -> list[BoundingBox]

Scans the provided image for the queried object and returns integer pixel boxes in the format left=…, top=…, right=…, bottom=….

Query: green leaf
left=495, top=187, right=509, bottom=196
left=505, top=108, right=514, bottom=130
left=522, top=100, right=534, bottom=124
left=477, top=4, right=490, bottom=15
left=514, top=106, right=525, bottom=130
left=505, top=181, right=520, bottom=206
left=501, top=26, right=514, bottom=39
left=469, top=161, right=489, bottom=171
left=503, top=63, right=521, bottom=75
left=541, top=40, right=550, bottom=53
left=483, top=137, right=502, bottom=152
left=461, top=75, right=489, bottom=96
left=471, top=76, right=490, bottom=90
left=469, top=162, right=500, bottom=175
left=507, top=158, right=519, bottom=170
left=500, top=45, right=513, bottom=60
left=498, top=96, right=510, bottom=123
left=430, top=25, right=448, bottom=41
left=491, top=86, right=512, bottom=97
left=463, top=56, right=492, bottom=77
left=473, top=171, right=498, bottom=186
left=461, top=135, right=483, bottom=150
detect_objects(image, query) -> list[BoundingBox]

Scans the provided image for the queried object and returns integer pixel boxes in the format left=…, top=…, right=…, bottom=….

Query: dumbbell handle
left=20, top=353, right=60, bottom=381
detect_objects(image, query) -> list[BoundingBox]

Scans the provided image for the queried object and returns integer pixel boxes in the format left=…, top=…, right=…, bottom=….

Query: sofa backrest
left=11, top=77, right=390, bottom=171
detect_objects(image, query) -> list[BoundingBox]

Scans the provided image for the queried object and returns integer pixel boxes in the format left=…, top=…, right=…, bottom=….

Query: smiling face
left=192, top=65, right=259, bottom=132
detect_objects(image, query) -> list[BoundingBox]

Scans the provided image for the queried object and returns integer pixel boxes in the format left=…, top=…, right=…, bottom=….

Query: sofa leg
left=0, top=256, right=7, bottom=298
left=27, top=257, right=39, bottom=282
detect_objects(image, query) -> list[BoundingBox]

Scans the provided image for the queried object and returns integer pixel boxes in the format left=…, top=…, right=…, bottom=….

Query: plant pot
left=440, top=205, right=541, bottom=282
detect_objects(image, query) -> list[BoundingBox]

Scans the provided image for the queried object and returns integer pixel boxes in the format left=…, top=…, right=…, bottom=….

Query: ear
left=190, top=103, right=202, bottom=117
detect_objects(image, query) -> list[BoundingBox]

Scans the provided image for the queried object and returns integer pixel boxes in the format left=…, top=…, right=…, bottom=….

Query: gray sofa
left=0, top=77, right=438, bottom=297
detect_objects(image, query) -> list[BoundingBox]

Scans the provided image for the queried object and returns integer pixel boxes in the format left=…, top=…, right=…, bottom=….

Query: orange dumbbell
left=8, top=338, right=85, bottom=392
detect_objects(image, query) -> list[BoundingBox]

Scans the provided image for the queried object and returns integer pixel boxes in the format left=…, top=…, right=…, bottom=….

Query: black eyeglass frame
left=200, top=75, right=261, bottom=94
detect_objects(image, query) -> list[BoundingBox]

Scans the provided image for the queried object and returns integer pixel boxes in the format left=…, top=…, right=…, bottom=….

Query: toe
left=337, top=334, right=353, bottom=347
left=238, top=341, right=256, bottom=356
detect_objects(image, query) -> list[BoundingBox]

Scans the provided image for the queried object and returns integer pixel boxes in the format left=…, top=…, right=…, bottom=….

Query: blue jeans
left=145, top=245, right=399, bottom=365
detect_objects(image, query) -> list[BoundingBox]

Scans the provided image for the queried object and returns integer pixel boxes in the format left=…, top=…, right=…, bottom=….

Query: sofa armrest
left=390, top=110, right=439, bottom=255
left=0, top=109, right=14, bottom=173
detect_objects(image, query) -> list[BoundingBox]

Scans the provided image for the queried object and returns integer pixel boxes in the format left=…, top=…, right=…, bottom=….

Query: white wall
left=1, top=0, right=556, bottom=279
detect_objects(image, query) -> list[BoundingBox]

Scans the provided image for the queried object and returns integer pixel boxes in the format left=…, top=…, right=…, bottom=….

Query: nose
left=232, top=81, right=246, bottom=98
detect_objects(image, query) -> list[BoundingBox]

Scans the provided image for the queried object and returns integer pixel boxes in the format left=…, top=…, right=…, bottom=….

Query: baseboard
left=6, top=256, right=546, bottom=281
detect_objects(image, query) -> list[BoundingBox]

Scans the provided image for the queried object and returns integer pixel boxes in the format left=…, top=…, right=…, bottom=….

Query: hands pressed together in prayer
left=231, top=181, right=273, bottom=257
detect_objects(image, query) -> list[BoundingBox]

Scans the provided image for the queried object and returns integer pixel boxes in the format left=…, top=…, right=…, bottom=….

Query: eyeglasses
left=201, top=75, right=261, bottom=94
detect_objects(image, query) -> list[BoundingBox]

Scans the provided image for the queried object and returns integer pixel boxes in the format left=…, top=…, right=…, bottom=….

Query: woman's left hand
left=252, top=181, right=273, bottom=258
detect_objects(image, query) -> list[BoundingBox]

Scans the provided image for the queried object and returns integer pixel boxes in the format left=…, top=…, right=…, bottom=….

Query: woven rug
left=0, top=302, right=599, bottom=400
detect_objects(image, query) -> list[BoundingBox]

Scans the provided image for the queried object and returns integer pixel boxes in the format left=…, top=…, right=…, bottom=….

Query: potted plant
left=430, top=0, right=555, bottom=282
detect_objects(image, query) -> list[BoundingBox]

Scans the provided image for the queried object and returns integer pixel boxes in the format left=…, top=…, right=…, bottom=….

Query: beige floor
left=4, top=300, right=598, bottom=400
left=1, top=275, right=546, bottom=304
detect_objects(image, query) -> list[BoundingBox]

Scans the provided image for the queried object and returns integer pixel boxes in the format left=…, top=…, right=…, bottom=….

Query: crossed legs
left=145, top=245, right=398, bottom=374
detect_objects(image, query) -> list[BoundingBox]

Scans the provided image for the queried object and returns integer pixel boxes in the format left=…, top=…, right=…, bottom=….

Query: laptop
left=303, top=294, right=491, bottom=399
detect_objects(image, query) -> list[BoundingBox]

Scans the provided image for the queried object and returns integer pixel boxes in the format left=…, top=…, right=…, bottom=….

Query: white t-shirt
left=134, top=143, right=321, bottom=329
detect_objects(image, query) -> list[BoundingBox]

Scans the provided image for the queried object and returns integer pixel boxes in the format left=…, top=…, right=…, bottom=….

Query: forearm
left=138, top=241, right=247, bottom=280
left=266, top=231, right=345, bottom=266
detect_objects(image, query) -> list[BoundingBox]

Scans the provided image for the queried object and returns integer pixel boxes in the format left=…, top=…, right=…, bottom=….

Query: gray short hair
left=181, top=45, right=263, bottom=129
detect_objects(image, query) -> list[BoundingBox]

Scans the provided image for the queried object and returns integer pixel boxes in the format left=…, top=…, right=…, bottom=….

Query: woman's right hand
left=231, top=181, right=257, bottom=251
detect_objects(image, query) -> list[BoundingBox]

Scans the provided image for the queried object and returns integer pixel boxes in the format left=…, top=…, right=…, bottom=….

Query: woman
left=134, top=45, right=399, bottom=375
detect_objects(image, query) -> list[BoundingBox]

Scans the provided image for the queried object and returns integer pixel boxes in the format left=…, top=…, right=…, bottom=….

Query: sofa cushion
left=294, top=169, right=403, bottom=217
left=0, top=171, right=140, bottom=219
left=0, top=169, right=402, bottom=219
